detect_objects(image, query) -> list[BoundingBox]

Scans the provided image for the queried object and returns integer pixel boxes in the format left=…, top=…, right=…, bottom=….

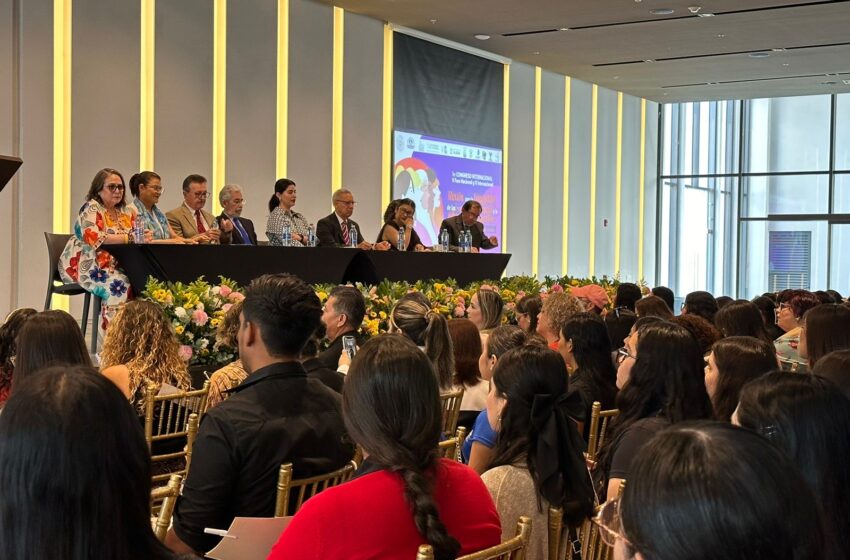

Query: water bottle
left=307, top=224, right=317, bottom=247
left=349, top=224, right=359, bottom=248
left=133, top=220, right=145, bottom=244
left=397, top=226, right=406, bottom=251
left=282, top=221, right=291, bottom=246
left=460, top=229, right=468, bottom=253
left=440, top=228, right=449, bottom=253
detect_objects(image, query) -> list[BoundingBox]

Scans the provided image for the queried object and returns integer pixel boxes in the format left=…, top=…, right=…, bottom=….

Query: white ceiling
left=320, top=0, right=850, bottom=102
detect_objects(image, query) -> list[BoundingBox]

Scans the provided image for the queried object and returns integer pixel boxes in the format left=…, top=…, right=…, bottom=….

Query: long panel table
left=106, top=245, right=511, bottom=288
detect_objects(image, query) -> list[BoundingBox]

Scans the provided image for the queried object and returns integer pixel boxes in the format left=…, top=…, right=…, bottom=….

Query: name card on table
left=205, top=516, right=292, bottom=560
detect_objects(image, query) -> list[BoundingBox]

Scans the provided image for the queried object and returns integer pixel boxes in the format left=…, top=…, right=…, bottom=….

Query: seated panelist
left=130, top=171, right=188, bottom=244
left=317, top=188, right=389, bottom=250
left=166, top=174, right=233, bottom=244
left=218, top=184, right=257, bottom=245
left=377, top=199, right=427, bottom=252
left=266, top=178, right=310, bottom=246
left=440, top=200, right=498, bottom=253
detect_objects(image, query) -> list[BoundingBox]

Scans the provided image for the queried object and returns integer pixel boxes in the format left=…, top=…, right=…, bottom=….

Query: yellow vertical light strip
left=502, top=63, right=509, bottom=255
left=381, top=23, right=393, bottom=211
left=52, top=0, right=71, bottom=311
left=589, top=84, right=598, bottom=277
left=561, top=76, right=571, bottom=276
left=614, top=91, right=623, bottom=274
left=139, top=0, right=155, bottom=170
left=212, top=0, right=226, bottom=215
left=276, top=0, right=289, bottom=178
left=331, top=7, right=344, bottom=192
left=532, top=66, right=542, bottom=276
left=638, top=99, right=647, bottom=280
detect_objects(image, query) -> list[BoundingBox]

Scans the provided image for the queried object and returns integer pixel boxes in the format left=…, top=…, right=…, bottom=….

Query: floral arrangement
left=145, top=274, right=636, bottom=366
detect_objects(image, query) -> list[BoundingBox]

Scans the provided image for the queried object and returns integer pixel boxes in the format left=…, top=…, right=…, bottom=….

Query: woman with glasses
left=59, top=168, right=152, bottom=326
left=129, top=171, right=187, bottom=243
left=377, top=198, right=426, bottom=251
left=774, top=290, right=821, bottom=372
left=596, top=422, right=823, bottom=560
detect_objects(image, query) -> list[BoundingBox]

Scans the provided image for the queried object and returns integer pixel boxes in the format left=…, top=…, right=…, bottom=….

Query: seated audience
left=672, top=313, right=721, bottom=355
left=218, top=184, right=257, bottom=245
left=799, top=303, right=850, bottom=370
left=736, top=372, right=850, bottom=560
left=812, top=349, right=850, bottom=398
left=0, top=308, right=36, bottom=407
left=390, top=295, right=454, bottom=390
left=266, top=178, right=310, bottom=246
left=514, top=294, right=542, bottom=334
left=166, top=274, right=353, bottom=555
left=599, top=321, right=712, bottom=500
left=558, top=313, right=618, bottom=438
left=301, top=324, right=344, bottom=393
left=167, top=174, right=232, bottom=244
left=464, top=325, right=528, bottom=473
left=448, top=319, right=488, bottom=429
left=317, top=285, right=368, bottom=370
left=704, top=336, right=777, bottom=422
left=268, top=335, right=501, bottom=559
left=13, top=310, right=92, bottom=389
left=774, top=289, right=821, bottom=372
left=570, top=284, right=609, bottom=314
left=377, top=198, right=426, bottom=251
left=0, top=366, right=185, bottom=560
left=827, top=289, right=844, bottom=304
left=130, top=171, right=186, bottom=243
left=482, top=345, right=595, bottom=560
left=716, top=295, right=733, bottom=308
left=634, top=295, right=673, bottom=319
left=468, top=287, right=504, bottom=335
left=317, top=188, right=387, bottom=249
left=100, top=300, right=190, bottom=407
left=650, top=285, right=675, bottom=313
left=613, top=282, right=642, bottom=313
left=814, top=290, right=835, bottom=305
left=439, top=200, right=499, bottom=252
left=714, top=299, right=772, bottom=342
left=536, top=292, right=583, bottom=349
left=603, top=306, right=637, bottom=353
left=607, top=422, right=824, bottom=560
left=752, top=295, right=784, bottom=340
left=206, top=301, right=247, bottom=408
left=681, top=290, right=719, bottom=324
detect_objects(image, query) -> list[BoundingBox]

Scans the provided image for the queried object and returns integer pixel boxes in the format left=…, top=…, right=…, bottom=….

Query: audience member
left=130, top=171, right=186, bottom=243
left=266, top=178, right=310, bottom=246
left=448, top=319, right=488, bottom=428
left=603, top=307, right=637, bottom=353
left=774, top=289, right=821, bottom=371
left=812, top=350, right=850, bottom=398
left=681, top=290, right=719, bottom=324
left=606, top=422, right=824, bottom=560
left=268, top=335, right=501, bottom=559
left=736, top=372, right=850, bottom=560
left=613, top=283, right=642, bottom=312
left=317, top=285, right=368, bottom=370
left=799, top=303, right=850, bottom=370
left=100, top=300, right=190, bottom=407
left=570, top=284, right=609, bottom=314
left=514, top=294, right=542, bottom=334
left=0, top=366, right=185, bottom=560
left=537, top=292, right=583, bottom=349
left=378, top=198, right=426, bottom=251
left=716, top=295, right=733, bottom=309
left=482, top=345, right=594, bottom=560
left=389, top=296, right=454, bottom=390
left=714, top=299, right=772, bottom=342
left=218, top=184, right=257, bottom=245
left=651, top=285, right=675, bottom=314
left=439, top=200, right=499, bottom=252
left=301, top=324, right=345, bottom=393
left=13, top=310, right=92, bottom=389
left=814, top=290, right=835, bottom=305
left=317, top=188, right=387, bottom=249
left=167, top=174, right=232, bottom=244
left=704, top=336, right=777, bottom=422
left=600, top=321, right=712, bottom=500
left=206, top=300, right=247, bottom=408
left=752, top=295, right=784, bottom=340
left=167, top=274, right=353, bottom=555
left=634, top=295, right=673, bottom=319
left=672, top=313, right=721, bottom=355
left=0, top=308, right=36, bottom=407
left=468, top=287, right=504, bottom=334
left=826, top=289, right=844, bottom=304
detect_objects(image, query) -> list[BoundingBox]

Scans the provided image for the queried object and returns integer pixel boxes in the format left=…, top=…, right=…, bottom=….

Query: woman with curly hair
left=207, top=301, right=247, bottom=408
left=536, top=292, right=584, bottom=350
left=100, top=300, right=190, bottom=412
left=0, top=308, right=37, bottom=407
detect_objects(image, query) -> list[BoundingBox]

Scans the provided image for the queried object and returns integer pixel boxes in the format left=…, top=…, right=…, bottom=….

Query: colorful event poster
left=392, top=130, right=503, bottom=250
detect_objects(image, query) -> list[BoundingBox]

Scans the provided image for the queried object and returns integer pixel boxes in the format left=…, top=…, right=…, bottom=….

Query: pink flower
left=480, top=283, right=494, bottom=291
left=219, top=285, right=233, bottom=297
left=454, top=305, right=465, bottom=318
left=179, top=345, right=194, bottom=361
left=516, top=290, right=526, bottom=300
left=229, top=292, right=245, bottom=302
left=550, top=284, right=564, bottom=293
left=192, top=309, right=209, bottom=326
left=221, top=303, right=233, bottom=313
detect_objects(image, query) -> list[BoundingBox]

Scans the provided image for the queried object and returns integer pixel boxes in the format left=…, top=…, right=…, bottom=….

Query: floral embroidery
left=109, top=279, right=128, bottom=297
left=96, top=251, right=112, bottom=269
left=89, top=267, right=108, bottom=283
left=83, top=227, right=101, bottom=247
left=95, top=212, right=104, bottom=231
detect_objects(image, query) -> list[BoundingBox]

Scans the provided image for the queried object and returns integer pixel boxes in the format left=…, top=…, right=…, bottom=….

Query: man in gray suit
left=439, top=200, right=499, bottom=253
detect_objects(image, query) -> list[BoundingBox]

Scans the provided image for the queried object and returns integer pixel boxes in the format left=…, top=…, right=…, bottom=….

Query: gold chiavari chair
left=416, top=516, right=532, bottom=560
left=151, top=473, right=182, bottom=542
left=440, top=387, right=465, bottom=437
left=547, top=506, right=563, bottom=560
left=275, top=460, right=358, bottom=517
left=438, top=426, right=468, bottom=462
left=586, top=402, right=620, bottom=465
left=581, top=480, right=626, bottom=560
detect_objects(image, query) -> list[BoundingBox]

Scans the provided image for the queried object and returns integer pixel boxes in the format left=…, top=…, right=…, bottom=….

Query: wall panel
left=537, top=70, right=565, bottom=278
left=567, top=79, right=592, bottom=278
left=594, top=87, right=617, bottom=278
left=619, top=94, right=641, bottom=282
left=505, top=62, right=534, bottom=276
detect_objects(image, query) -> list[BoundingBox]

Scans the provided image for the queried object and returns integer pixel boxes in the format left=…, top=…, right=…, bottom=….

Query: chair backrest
left=440, top=387, right=465, bottom=437
left=45, top=232, right=72, bottom=283
left=586, top=402, right=620, bottom=464
left=438, top=426, right=468, bottom=462
left=417, top=516, right=532, bottom=560
left=580, top=480, right=626, bottom=560
left=275, top=460, right=358, bottom=517
left=547, top=506, right=563, bottom=560
left=151, top=473, right=182, bottom=542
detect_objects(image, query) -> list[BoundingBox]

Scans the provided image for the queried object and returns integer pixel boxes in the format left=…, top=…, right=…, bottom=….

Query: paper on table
left=205, top=516, right=292, bottom=560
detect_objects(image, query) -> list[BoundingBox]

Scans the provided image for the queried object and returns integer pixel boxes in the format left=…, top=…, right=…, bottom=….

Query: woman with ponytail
left=268, top=335, right=501, bottom=559
left=482, top=345, right=595, bottom=560
left=266, top=178, right=311, bottom=246
left=390, top=295, right=455, bottom=390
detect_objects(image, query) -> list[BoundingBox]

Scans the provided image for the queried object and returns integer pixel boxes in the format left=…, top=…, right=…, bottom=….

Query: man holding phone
left=317, top=286, right=368, bottom=370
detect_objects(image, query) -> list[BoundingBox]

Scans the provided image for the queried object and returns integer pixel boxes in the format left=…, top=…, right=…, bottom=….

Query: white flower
left=198, top=338, right=209, bottom=349
left=174, top=307, right=188, bottom=320
left=196, top=302, right=205, bottom=311
left=185, top=332, right=194, bottom=341
left=211, top=286, right=221, bottom=295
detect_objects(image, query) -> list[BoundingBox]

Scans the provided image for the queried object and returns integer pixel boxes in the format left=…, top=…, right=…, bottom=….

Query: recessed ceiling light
left=771, top=48, right=786, bottom=52
left=782, top=63, right=790, bottom=67
left=644, top=59, right=656, bottom=63
left=559, top=27, right=570, bottom=31
left=474, top=34, right=490, bottom=40
left=749, top=52, right=770, bottom=58
left=533, top=51, right=540, bottom=55
left=650, top=8, right=675, bottom=15
left=821, top=81, right=838, bottom=86
left=716, top=33, right=726, bottom=38
left=697, top=13, right=715, bottom=17
left=843, top=79, right=850, bottom=85
left=429, top=18, right=437, bottom=24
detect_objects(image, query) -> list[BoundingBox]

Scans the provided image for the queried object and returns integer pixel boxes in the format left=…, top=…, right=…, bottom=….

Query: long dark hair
left=128, top=170, right=161, bottom=198
left=447, top=319, right=482, bottom=387
left=812, top=349, right=850, bottom=399
left=714, top=299, right=771, bottom=342
left=561, top=313, right=617, bottom=401
left=803, top=304, right=850, bottom=368
left=0, top=365, right=175, bottom=560
left=683, top=291, right=718, bottom=324
left=515, top=294, right=542, bottom=333
left=343, top=336, right=460, bottom=560
left=634, top=295, right=673, bottom=319
left=390, top=297, right=454, bottom=390
left=621, top=422, right=824, bottom=560
left=85, top=168, right=127, bottom=208
left=13, top=310, right=92, bottom=389
left=736, top=372, right=850, bottom=560
left=268, top=178, right=295, bottom=213
left=709, top=336, right=777, bottom=421
left=489, top=345, right=595, bottom=527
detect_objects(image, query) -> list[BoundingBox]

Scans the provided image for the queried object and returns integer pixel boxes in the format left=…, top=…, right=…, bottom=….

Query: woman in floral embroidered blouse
left=266, top=178, right=311, bottom=246
left=129, top=171, right=187, bottom=243
left=58, top=168, right=151, bottom=325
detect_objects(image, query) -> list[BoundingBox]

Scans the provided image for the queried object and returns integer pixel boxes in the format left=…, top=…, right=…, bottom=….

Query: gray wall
left=0, top=0, right=659, bottom=318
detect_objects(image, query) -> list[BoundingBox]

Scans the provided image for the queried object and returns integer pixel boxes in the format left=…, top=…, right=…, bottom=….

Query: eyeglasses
left=398, top=208, right=413, bottom=216
left=145, top=185, right=164, bottom=193
left=192, top=192, right=209, bottom=199
left=104, top=184, right=125, bottom=192
left=592, top=498, right=629, bottom=548
left=617, top=347, right=635, bottom=363
left=336, top=200, right=357, bottom=206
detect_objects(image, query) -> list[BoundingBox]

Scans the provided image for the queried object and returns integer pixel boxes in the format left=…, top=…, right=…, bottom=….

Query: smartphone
left=342, top=335, right=357, bottom=359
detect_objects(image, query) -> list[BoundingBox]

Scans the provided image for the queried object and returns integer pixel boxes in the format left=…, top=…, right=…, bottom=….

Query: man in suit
left=440, top=199, right=499, bottom=253
left=316, top=285, right=368, bottom=370
left=217, top=184, right=257, bottom=245
left=316, top=188, right=390, bottom=250
left=166, top=174, right=233, bottom=244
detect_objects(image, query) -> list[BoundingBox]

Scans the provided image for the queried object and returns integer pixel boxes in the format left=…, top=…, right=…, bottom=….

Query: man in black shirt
left=166, top=273, right=353, bottom=555
left=317, top=285, right=368, bottom=370
left=440, top=199, right=499, bottom=252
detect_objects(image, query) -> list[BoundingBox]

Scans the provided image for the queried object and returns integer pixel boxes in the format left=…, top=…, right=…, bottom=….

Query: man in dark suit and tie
left=440, top=199, right=499, bottom=253
left=217, top=184, right=257, bottom=245
left=316, top=188, right=390, bottom=250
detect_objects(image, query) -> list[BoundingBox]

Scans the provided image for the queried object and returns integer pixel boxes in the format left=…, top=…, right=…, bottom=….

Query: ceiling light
left=687, top=6, right=701, bottom=13
left=650, top=8, right=675, bottom=15
left=533, top=51, right=541, bottom=55
left=716, top=33, right=726, bottom=38
left=821, top=81, right=838, bottom=86
left=429, top=19, right=437, bottom=24
left=843, top=79, right=850, bottom=85
left=782, top=63, right=790, bottom=67
left=644, top=59, right=656, bottom=63
left=771, top=48, right=786, bottom=52
left=749, top=52, right=770, bottom=58
left=559, top=27, right=570, bottom=31
left=474, top=34, right=490, bottom=40
left=697, top=13, right=715, bottom=17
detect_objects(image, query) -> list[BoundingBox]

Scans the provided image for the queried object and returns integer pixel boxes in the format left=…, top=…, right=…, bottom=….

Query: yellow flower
left=174, top=325, right=185, bottom=335
left=370, top=311, right=377, bottom=318
left=571, top=279, right=580, bottom=286
left=379, top=311, right=387, bottom=320
left=366, top=319, right=380, bottom=336
left=210, top=318, right=221, bottom=328
left=317, top=291, right=328, bottom=303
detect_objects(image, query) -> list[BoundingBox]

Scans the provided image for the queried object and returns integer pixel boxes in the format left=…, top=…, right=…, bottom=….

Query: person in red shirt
left=268, top=335, right=502, bottom=560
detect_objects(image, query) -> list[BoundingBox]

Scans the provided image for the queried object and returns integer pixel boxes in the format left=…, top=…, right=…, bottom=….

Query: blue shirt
left=132, top=198, right=171, bottom=240
left=461, top=409, right=498, bottom=464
